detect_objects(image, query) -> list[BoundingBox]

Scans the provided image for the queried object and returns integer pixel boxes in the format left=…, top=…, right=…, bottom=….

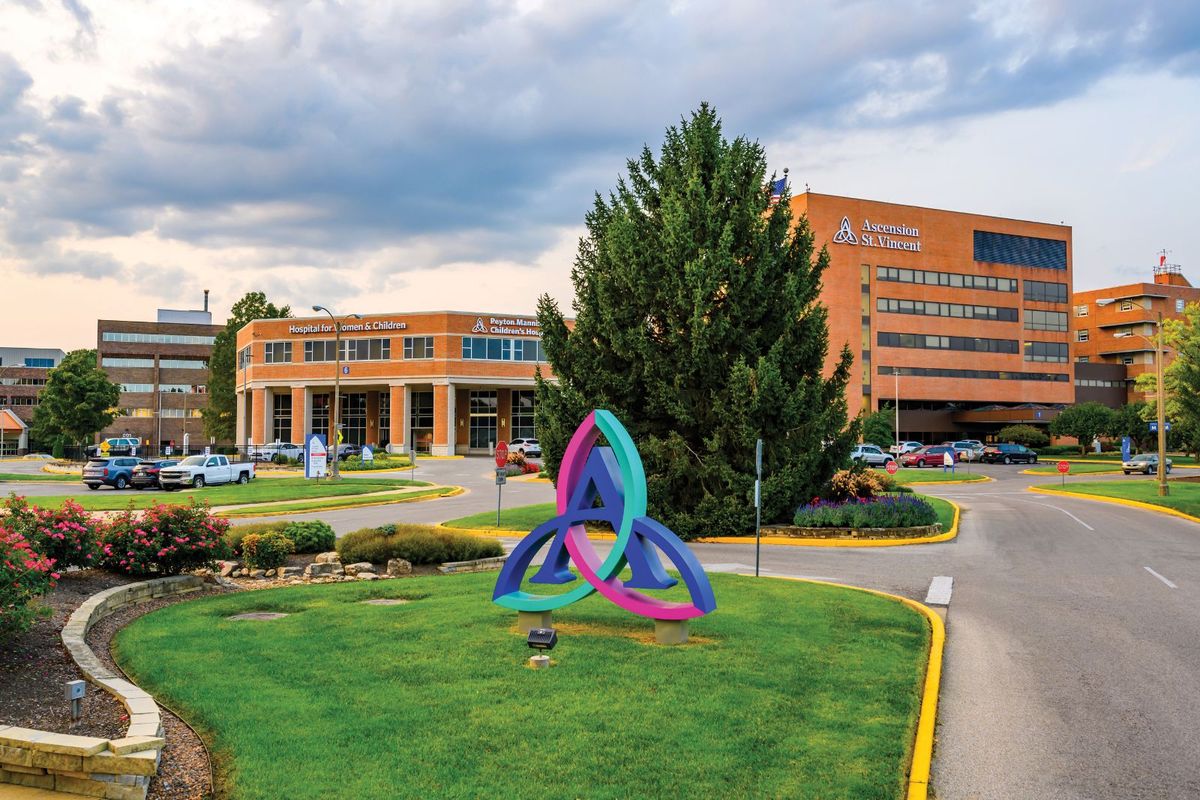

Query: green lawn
left=1037, top=479, right=1200, bottom=518
left=447, top=494, right=958, bottom=536
left=116, top=572, right=929, bottom=800
left=22, top=477, right=430, bottom=511
left=1048, top=452, right=1199, bottom=465
left=887, top=469, right=986, bottom=485
left=1025, top=462, right=1124, bottom=475
left=218, top=487, right=459, bottom=517
left=0, top=471, right=80, bottom=482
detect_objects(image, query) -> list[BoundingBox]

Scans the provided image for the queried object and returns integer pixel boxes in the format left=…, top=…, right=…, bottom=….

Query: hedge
left=337, top=524, right=502, bottom=565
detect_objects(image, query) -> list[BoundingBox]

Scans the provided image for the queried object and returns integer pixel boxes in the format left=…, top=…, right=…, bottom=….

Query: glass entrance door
left=409, top=391, right=434, bottom=454
left=469, top=390, right=498, bottom=450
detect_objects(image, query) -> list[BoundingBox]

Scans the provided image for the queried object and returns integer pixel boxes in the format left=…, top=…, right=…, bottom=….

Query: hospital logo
left=832, top=216, right=859, bottom=245
left=472, top=317, right=487, bottom=333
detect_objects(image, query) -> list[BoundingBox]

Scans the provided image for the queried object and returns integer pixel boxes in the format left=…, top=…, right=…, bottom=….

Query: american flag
left=768, top=177, right=787, bottom=206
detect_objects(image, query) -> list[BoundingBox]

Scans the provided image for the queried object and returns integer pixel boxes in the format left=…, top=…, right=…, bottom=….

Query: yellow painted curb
left=218, top=487, right=464, bottom=519
left=440, top=498, right=960, bottom=548
left=1019, top=467, right=1122, bottom=476
left=763, top=576, right=943, bottom=800
left=1027, top=485, right=1200, bottom=524
left=895, top=474, right=991, bottom=485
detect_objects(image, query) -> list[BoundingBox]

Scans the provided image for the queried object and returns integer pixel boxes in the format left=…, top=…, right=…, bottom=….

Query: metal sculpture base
left=529, top=654, right=551, bottom=670
left=518, top=610, right=553, bottom=634
left=654, top=619, right=688, bottom=645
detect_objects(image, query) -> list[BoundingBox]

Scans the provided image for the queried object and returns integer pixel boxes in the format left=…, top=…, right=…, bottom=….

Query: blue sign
left=304, top=433, right=328, bottom=479
left=1148, top=422, right=1172, bottom=433
left=1121, top=436, right=1132, bottom=461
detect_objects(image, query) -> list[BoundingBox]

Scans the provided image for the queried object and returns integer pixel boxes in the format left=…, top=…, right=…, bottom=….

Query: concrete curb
left=762, top=576, right=944, bottom=800
left=896, top=474, right=991, bottom=485
left=1027, top=485, right=1200, bottom=524
left=440, top=498, right=961, bottom=548
left=1020, top=467, right=1122, bottom=476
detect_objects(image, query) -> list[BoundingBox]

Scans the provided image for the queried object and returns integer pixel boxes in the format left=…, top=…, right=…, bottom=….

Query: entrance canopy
left=0, top=409, right=27, bottom=433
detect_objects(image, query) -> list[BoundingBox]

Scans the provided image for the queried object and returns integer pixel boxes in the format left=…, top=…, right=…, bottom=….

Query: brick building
left=1071, top=263, right=1200, bottom=407
left=793, top=192, right=1073, bottom=442
left=96, top=299, right=221, bottom=451
left=0, top=346, right=65, bottom=454
left=236, top=311, right=552, bottom=455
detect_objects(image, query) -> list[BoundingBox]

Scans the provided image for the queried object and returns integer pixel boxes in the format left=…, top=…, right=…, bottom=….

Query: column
left=498, top=388, right=511, bottom=443
left=250, top=388, right=267, bottom=446
left=235, top=390, right=246, bottom=447
left=432, top=382, right=456, bottom=456
left=389, top=384, right=405, bottom=453
left=366, top=390, right=380, bottom=447
left=291, top=387, right=306, bottom=444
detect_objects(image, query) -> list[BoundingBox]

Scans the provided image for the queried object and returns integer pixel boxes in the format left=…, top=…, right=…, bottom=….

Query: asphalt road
left=4, top=458, right=1198, bottom=798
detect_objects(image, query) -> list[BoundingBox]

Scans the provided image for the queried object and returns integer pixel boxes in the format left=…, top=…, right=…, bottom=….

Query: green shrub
left=336, top=524, right=502, bottom=565
left=225, top=522, right=289, bottom=555
left=0, top=524, right=57, bottom=638
left=102, top=502, right=230, bottom=576
left=3, top=494, right=103, bottom=570
left=241, top=531, right=295, bottom=570
left=283, top=521, right=335, bottom=553
left=1035, top=445, right=1079, bottom=456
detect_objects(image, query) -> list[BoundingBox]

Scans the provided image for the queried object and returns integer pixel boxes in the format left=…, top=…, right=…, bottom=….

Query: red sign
left=495, top=441, right=509, bottom=468
left=885, top=460, right=899, bottom=475
left=1057, top=460, right=1070, bottom=474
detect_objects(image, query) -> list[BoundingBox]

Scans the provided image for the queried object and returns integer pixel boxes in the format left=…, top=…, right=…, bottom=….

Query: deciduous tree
left=30, top=349, right=120, bottom=449
left=1049, top=402, right=1115, bottom=455
left=996, top=424, right=1049, bottom=449
left=861, top=406, right=895, bottom=450
left=535, top=104, right=857, bottom=538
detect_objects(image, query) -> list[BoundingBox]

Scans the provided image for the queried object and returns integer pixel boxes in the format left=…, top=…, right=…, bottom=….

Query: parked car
left=508, top=438, right=542, bottom=458
left=901, top=445, right=957, bottom=468
left=252, top=443, right=304, bottom=463
left=85, top=437, right=142, bottom=458
left=131, top=459, right=180, bottom=489
left=980, top=444, right=1038, bottom=464
left=159, top=455, right=255, bottom=489
left=81, top=457, right=141, bottom=490
left=336, top=443, right=363, bottom=461
left=889, top=441, right=923, bottom=455
left=850, top=444, right=895, bottom=467
left=951, top=440, right=985, bottom=461
left=1122, top=453, right=1173, bottom=475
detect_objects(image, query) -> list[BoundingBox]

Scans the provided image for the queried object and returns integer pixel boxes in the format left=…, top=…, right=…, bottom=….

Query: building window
left=469, top=390, right=498, bottom=450
left=1024, top=341, right=1069, bottom=363
left=1077, top=356, right=1089, bottom=363
left=1025, top=310, right=1068, bottom=332
left=974, top=230, right=1068, bottom=270
left=511, top=390, right=536, bottom=440
left=409, top=391, right=434, bottom=454
left=304, top=340, right=337, bottom=362
left=1177, top=299, right=1186, bottom=312
left=23, top=358, right=55, bottom=368
left=1076, top=330, right=1089, bottom=342
left=159, top=408, right=202, bottom=418
left=341, top=338, right=390, bottom=361
left=160, top=359, right=208, bottom=370
left=876, top=266, right=1017, bottom=293
left=124, top=408, right=154, bottom=417
left=1075, top=305, right=1088, bottom=317
left=1024, top=280, right=1068, bottom=304
left=102, top=357, right=155, bottom=368
left=120, top=384, right=154, bottom=393
left=339, top=392, right=368, bottom=445
left=404, top=336, right=435, bottom=359
left=379, top=392, right=391, bottom=449
left=310, top=393, right=330, bottom=436
left=272, top=393, right=292, bottom=443
left=877, top=297, right=1018, bottom=322
left=462, top=336, right=544, bottom=362
left=1120, top=302, right=1134, bottom=312
left=264, top=342, right=292, bottom=364
left=159, top=383, right=205, bottom=393
left=877, top=332, right=1019, bottom=354
left=879, top=365, right=1069, bottom=382
left=1122, top=356, right=1134, bottom=365
left=102, top=332, right=216, bottom=345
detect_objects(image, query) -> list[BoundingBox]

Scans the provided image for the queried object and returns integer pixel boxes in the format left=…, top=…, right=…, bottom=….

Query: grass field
left=0, top=471, right=80, bottom=482
left=445, top=493, right=958, bottom=536
left=218, top=486, right=459, bottom=517
left=20, top=477, right=431, bottom=511
left=1036, top=480, right=1200, bottom=518
left=1025, top=462, right=1124, bottom=475
left=1050, top=452, right=1198, bottom=465
left=887, top=469, right=987, bottom=485
left=116, top=572, right=930, bottom=800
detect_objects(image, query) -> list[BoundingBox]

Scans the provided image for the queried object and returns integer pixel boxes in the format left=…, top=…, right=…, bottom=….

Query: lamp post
left=312, top=306, right=362, bottom=479
left=1098, top=298, right=1168, bottom=496
left=893, top=368, right=900, bottom=454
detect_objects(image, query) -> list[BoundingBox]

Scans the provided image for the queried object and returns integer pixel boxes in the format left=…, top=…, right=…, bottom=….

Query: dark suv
left=81, top=457, right=141, bottom=490
left=980, top=444, right=1038, bottom=464
left=131, top=459, right=180, bottom=489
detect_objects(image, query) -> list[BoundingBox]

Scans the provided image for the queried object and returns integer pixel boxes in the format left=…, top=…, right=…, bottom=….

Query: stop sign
left=495, top=441, right=509, bottom=468
left=885, top=460, right=899, bottom=475
left=1057, top=460, right=1070, bottom=474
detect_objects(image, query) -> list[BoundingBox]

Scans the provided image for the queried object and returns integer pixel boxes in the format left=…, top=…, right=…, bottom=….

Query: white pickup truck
left=159, top=455, right=255, bottom=490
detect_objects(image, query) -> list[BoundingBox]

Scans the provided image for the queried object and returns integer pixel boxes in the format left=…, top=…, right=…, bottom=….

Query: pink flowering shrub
left=101, top=502, right=231, bottom=576
left=3, top=494, right=102, bottom=570
left=0, top=524, right=59, bottom=638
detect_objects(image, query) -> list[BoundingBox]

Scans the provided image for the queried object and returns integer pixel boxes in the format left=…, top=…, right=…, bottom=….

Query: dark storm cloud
left=4, top=0, right=1200, bottom=274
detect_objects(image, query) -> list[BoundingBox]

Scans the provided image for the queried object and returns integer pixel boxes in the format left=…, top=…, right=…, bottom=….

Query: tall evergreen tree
left=30, top=349, right=121, bottom=449
left=202, top=292, right=291, bottom=442
left=535, top=104, right=857, bottom=538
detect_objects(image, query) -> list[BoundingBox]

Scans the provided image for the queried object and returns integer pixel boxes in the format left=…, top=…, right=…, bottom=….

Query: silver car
left=1122, top=453, right=1172, bottom=475
left=851, top=444, right=895, bottom=467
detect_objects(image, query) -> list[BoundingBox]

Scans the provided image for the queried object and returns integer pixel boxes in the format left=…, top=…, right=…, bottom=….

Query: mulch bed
left=0, top=569, right=223, bottom=800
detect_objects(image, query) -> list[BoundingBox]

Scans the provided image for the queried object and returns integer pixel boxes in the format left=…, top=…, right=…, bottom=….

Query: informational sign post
left=1057, top=459, right=1070, bottom=487
left=885, top=460, right=899, bottom=475
left=409, top=444, right=416, bottom=481
left=754, top=438, right=763, bottom=578
left=362, top=445, right=374, bottom=466
left=306, top=433, right=329, bottom=479
left=495, top=441, right=508, bottom=526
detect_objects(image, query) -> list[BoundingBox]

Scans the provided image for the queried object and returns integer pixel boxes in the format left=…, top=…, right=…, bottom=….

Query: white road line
left=1005, top=497, right=1095, bottom=530
left=924, top=576, right=953, bottom=606
left=1144, top=566, right=1178, bottom=589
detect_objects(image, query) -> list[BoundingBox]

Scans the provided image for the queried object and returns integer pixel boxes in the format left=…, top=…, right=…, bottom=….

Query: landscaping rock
left=249, top=569, right=266, bottom=579
left=314, top=552, right=341, bottom=564
left=279, top=567, right=301, bottom=577
left=386, top=558, right=413, bottom=576
left=218, top=561, right=240, bottom=577
left=356, top=573, right=379, bottom=581
left=343, top=562, right=375, bottom=576
left=304, top=562, right=344, bottom=578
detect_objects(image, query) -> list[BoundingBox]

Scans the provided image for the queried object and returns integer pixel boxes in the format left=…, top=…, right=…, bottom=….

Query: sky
left=1, top=0, right=1198, bottom=351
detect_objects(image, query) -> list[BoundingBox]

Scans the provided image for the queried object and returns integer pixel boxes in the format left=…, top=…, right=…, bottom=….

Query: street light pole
left=312, top=306, right=362, bottom=479
left=893, top=368, right=900, bottom=453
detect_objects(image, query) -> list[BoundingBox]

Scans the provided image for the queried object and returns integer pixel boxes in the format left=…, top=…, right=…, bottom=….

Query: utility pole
left=893, top=368, right=900, bottom=452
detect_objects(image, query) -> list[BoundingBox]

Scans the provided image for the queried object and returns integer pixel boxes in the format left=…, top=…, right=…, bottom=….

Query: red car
left=901, top=445, right=957, bottom=468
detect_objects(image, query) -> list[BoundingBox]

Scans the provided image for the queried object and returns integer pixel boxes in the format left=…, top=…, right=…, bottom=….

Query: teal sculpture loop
left=492, top=410, right=716, bottom=620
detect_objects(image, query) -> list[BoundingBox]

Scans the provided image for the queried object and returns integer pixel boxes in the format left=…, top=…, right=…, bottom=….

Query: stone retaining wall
left=0, top=575, right=203, bottom=799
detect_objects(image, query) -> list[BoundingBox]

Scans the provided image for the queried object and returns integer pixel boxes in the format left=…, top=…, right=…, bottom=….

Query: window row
left=877, top=332, right=1020, bottom=354
left=303, top=338, right=392, bottom=363
left=877, top=297, right=1018, bottom=322
left=0, top=377, right=47, bottom=386
left=1024, top=310, right=1068, bottom=332
left=0, top=396, right=38, bottom=405
left=1023, top=280, right=1068, bottom=303
left=102, top=357, right=207, bottom=369
left=876, top=266, right=1017, bottom=292
left=878, top=365, right=1069, bottom=382
left=1075, top=378, right=1125, bottom=388
left=120, top=408, right=203, bottom=418
left=974, top=230, right=1068, bottom=270
left=461, top=337, right=545, bottom=362
left=120, top=383, right=206, bottom=394
left=23, top=358, right=55, bottom=368
left=1024, top=341, right=1069, bottom=362
left=102, top=332, right=216, bottom=345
